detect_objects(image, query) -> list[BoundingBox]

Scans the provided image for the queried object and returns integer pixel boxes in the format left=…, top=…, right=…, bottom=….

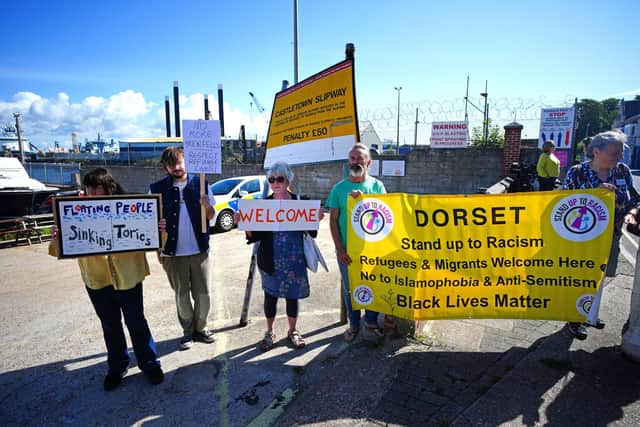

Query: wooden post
left=200, top=173, right=207, bottom=233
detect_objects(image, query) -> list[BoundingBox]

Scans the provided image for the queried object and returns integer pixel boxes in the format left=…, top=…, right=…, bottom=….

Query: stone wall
left=83, top=146, right=509, bottom=202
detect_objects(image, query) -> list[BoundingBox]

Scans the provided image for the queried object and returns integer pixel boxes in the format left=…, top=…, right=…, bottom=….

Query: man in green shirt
left=326, top=143, right=386, bottom=342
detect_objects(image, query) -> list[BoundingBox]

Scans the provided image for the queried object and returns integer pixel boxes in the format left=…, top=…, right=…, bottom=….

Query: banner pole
left=200, top=173, right=207, bottom=233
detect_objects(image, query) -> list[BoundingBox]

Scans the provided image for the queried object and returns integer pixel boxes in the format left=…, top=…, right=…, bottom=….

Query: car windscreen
left=211, top=178, right=243, bottom=195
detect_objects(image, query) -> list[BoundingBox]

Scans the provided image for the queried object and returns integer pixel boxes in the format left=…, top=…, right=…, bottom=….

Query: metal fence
left=25, top=162, right=81, bottom=186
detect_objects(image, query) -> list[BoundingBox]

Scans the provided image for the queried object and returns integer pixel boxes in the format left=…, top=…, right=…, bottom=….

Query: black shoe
left=179, top=334, right=194, bottom=351
left=103, top=370, right=127, bottom=391
left=567, top=322, right=588, bottom=340
left=194, top=329, right=216, bottom=344
left=146, top=366, right=164, bottom=385
left=587, top=319, right=606, bottom=330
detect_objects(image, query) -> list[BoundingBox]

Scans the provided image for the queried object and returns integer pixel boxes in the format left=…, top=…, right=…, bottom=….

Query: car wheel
left=216, top=210, right=235, bottom=232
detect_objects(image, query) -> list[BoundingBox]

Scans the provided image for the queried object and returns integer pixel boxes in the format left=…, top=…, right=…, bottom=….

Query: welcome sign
left=54, top=195, right=162, bottom=258
left=346, top=190, right=613, bottom=322
left=237, top=199, right=322, bottom=231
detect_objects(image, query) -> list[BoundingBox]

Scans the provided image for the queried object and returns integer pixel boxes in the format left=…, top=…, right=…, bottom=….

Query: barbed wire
left=359, top=95, right=576, bottom=134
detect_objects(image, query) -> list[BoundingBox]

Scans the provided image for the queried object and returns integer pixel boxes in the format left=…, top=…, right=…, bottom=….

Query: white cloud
left=0, top=90, right=265, bottom=150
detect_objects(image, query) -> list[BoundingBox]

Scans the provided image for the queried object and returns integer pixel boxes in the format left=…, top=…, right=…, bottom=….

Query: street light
left=13, top=113, right=25, bottom=164
left=394, top=86, right=402, bottom=154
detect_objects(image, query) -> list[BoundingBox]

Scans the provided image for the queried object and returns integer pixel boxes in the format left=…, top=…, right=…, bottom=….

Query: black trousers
left=538, top=176, right=557, bottom=191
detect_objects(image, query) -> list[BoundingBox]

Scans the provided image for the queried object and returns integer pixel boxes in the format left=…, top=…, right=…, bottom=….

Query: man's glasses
left=268, top=176, right=286, bottom=184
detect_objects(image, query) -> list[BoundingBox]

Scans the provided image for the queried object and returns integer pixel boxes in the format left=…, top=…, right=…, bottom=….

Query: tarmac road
left=0, top=217, right=354, bottom=426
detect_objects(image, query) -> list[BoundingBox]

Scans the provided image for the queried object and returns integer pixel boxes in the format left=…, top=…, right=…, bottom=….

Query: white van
left=209, top=175, right=268, bottom=232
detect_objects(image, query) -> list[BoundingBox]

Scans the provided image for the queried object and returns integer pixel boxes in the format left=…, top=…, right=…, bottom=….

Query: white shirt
left=173, top=180, right=201, bottom=256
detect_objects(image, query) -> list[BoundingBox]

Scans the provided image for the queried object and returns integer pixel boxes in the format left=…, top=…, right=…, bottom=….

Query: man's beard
left=169, top=169, right=186, bottom=179
left=349, top=164, right=366, bottom=178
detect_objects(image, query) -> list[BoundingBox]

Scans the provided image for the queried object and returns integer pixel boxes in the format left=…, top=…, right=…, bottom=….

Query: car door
left=238, top=178, right=262, bottom=199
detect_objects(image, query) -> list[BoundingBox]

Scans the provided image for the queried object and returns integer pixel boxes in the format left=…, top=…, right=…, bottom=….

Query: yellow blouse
left=536, top=152, right=560, bottom=178
left=49, top=242, right=150, bottom=290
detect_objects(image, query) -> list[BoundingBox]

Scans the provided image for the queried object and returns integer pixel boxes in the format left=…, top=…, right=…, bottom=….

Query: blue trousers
left=338, top=261, right=378, bottom=330
left=86, top=283, right=160, bottom=375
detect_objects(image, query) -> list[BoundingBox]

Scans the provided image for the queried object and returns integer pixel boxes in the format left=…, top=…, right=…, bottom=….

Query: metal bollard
left=622, top=248, right=640, bottom=362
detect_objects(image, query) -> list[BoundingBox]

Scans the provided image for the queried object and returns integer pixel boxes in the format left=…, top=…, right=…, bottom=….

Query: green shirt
left=326, top=176, right=386, bottom=247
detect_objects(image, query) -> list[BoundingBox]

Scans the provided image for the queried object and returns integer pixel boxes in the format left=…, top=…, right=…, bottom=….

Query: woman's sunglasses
left=268, top=176, right=286, bottom=184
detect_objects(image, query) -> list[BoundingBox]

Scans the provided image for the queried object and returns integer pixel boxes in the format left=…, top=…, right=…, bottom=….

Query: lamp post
left=14, top=113, right=25, bottom=164
left=394, top=86, right=402, bottom=154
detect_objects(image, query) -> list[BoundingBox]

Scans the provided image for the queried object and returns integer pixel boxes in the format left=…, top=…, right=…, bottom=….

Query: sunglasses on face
left=268, top=176, right=286, bottom=184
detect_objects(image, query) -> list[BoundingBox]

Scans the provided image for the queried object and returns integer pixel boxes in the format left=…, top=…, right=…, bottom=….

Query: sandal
left=260, top=332, right=276, bottom=351
left=343, top=327, right=359, bottom=343
left=288, top=330, right=306, bottom=349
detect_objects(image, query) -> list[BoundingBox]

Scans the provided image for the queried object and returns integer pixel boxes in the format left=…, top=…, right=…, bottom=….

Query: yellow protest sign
left=264, top=59, right=358, bottom=167
left=346, top=190, right=614, bottom=322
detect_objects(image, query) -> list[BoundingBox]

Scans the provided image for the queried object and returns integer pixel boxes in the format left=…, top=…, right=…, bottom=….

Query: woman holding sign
left=50, top=168, right=163, bottom=391
left=242, top=162, right=322, bottom=351
left=563, top=131, right=640, bottom=340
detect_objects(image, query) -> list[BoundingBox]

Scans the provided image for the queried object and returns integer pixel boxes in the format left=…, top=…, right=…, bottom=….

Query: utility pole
left=293, top=0, right=299, bottom=84
left=480, top=80, right=488, bottom=144
left=464, top=78, right=488, bottom=145
left=414, top=108, right=419, bottom=146
left=14, top=113, right=25, bottom=164
left=464, top=75, right=469, bottom=123
left=395, top=86, right=402, bottom=154
left=568, top=97, right=578, bottom=164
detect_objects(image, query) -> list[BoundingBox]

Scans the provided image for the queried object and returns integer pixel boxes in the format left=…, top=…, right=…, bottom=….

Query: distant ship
left=0, top=157, right=59, bottom=217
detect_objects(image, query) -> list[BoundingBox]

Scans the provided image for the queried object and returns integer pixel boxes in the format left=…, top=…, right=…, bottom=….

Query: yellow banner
left=346, top=190, right=614, bottom=322
left=264, top=59, right=358, bottom=167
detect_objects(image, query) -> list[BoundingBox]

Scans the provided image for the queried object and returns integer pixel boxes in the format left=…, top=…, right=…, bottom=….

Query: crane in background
left=249, top=92, right=265, bottom=119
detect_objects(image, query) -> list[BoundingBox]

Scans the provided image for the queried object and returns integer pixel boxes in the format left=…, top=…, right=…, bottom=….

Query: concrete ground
left=0, top=218, right=351, bottom=426
left=2, top=216, right=640, bottom=426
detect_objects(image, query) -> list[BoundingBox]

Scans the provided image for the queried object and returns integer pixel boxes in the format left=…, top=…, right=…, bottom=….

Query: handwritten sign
left=237, top=199, right=321, bottom=231
left=54, top=195, right=161, bottom=258
left=182, top=120, right=221, bottom=174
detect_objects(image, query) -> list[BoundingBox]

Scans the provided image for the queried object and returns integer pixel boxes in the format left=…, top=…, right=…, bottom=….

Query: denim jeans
left=338, top=261, right=378, bottom=330
left=86, top=282, right=160, bottom=375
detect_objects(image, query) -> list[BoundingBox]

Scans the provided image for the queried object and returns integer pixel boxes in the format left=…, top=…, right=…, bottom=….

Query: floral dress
left=260, top=230, right=310, bottom=299
left=563, top=161, right=640, bottom=229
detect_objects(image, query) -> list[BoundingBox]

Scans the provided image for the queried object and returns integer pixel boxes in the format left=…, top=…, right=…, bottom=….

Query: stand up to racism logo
left=351, top=198, right=394, bottom=242
left=551, top=194, right=610, bottom=242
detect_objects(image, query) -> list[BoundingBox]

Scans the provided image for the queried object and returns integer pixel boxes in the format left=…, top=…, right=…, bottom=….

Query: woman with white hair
left=242, top=161, right=322, bottom=351
left=563, top=130, right=640, bottom=339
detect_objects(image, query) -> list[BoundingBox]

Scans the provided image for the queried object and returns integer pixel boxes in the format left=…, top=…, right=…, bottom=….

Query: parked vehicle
left=209, top=175, right=268, bottom=232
